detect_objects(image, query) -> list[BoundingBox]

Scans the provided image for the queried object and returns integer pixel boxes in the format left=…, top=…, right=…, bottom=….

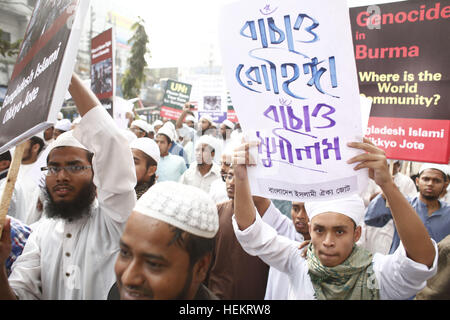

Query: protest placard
left=91, top=27, right=115, bottom=117
left=160, top=79, right=192, bottom=120
left=0, top=0, right=90, bottom=154
left=219, top=0, right=368, bottom=202
left=350, top=0, right=450, bottom=164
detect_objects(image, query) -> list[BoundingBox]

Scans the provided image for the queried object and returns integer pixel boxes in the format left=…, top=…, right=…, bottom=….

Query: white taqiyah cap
left=222, top=120, right=235, bottom=131
left=72, top=117, right=82, bottom=125
left=153, top=120, right=164, bottom=128
left=55, top=119, right=72, bottom=132
left=419, top=163, right=449, bottom=176
left=304, top=194, right=365, bottom=226
left=185, top=115, right=196, bottom=123
left=131, top=120, right=151, bottom=134
left=47, top=130, right=89, bottom=154
left=134, top=182, right=219, bottom=238
left=131, top=137, right=160, bottom=164
left=157, top=125, right=175, bottom=142
left=199, top=114, right=213, bottom=124
left=195, top=134, right=217, bottom=151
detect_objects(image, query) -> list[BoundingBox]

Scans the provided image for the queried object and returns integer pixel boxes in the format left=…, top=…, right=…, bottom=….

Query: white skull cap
left=131, top=138, right=160, bottom=164
left=304, top=194, right=365, bottom=226
left=135, top=182, right=219, bottom=238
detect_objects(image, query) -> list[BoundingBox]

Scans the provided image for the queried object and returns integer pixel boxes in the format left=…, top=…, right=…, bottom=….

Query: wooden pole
left=0, top=143, right=26, bottom=238
left=385, top=160, right=395, bottom=209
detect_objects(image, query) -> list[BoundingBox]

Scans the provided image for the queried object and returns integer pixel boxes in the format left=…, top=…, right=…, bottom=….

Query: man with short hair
left=206, top=165, right=270, bottom=300
left=366, top=163, right=450, bottom=254
left=0, top=151, right=11, bottom=181
left=231, top=138, right=437, bottom=300
left=0, top=73, right=137, bottom=300
left=130, top=138, right=159, bottom=199
left=112, top=181, right=219, bottom=300
left=155, top=126, right=187, bottom=182
left=179, top=135, right=221, bottom=194
left=43, top=127, right=54, bottom=147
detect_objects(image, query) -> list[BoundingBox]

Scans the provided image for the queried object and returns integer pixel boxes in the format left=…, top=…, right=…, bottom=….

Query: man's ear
left=31, top=143, right=40, bottom=155
left=145, top=165, right=157, bottom=181
left=193, top=252, right=212, bottom=284
left=415, top=177, right=420, bottom=188
left=354, top=225, right=362, bottom=243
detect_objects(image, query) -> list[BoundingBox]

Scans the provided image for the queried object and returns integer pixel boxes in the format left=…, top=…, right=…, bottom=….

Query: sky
left=98, top=0, right=407, bottom=69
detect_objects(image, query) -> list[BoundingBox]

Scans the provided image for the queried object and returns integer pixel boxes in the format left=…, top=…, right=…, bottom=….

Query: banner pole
left=0, top=142, right=26, bottom=238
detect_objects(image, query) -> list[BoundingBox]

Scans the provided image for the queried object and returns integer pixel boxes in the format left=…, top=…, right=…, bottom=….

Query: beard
left=421, top=193, right=440, bottom=201
left=43, top=182, right=97, bottom=222
left=174, top=265, right=194, bottom=300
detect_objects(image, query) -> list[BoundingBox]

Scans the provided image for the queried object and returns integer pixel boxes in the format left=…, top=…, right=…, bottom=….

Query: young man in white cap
left=366, top=162, right=450, bottom=254
left=179, top=135, right=221, bottom=194
left=231, top=138, right=437, bottom=300
left=53, top=118, right=72, bottom=140
left=0, top=73, right=137, bottom=300
left=220, top=120, right=235, bottom=139
left=152, top=120, right=164, bottom=134
left=112, top=181, right=219, bottom=300
left=155, top=126, right=187, bottom=182
left=130, top=138, right=160, bottom=199
left=130, top=120, right=151, bottom=139
left=163, top=122, right=189, bottom=166
left=176, top=103, right=197, bottom=131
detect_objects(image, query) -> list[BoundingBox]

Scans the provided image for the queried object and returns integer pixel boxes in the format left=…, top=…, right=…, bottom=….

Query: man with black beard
left=0, top=73, right=137, bottom=300
left=366, top=163, right=450, bottom=254
left=110, top=182, right=219, bottom=300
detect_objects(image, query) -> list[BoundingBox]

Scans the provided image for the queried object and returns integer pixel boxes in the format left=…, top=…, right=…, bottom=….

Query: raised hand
left=347, top=138, right=394, bottom=188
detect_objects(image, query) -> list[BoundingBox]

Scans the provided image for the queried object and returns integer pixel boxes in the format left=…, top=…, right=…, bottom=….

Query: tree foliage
left=121, top=17, right=150, bottom=100
left=0, top=29, right=22, bottom=58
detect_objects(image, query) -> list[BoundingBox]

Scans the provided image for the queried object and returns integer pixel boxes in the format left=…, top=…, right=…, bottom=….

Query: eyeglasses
left=41, top=166, right=92, bottom=176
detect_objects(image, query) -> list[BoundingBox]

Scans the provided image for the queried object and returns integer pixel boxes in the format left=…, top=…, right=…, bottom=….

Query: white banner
left=219, top=0, right=368, bottom=201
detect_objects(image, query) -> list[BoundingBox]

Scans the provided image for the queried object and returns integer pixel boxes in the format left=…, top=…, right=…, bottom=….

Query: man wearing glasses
left=0, top=73, right=137, bottom=300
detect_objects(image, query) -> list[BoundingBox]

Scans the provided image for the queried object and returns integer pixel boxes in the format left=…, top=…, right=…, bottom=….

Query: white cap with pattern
left=134, top=182, right=219, bottom=238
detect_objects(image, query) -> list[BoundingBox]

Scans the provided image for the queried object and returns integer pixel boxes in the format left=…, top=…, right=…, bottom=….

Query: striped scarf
left=307, top=243, right=380, bottom=300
